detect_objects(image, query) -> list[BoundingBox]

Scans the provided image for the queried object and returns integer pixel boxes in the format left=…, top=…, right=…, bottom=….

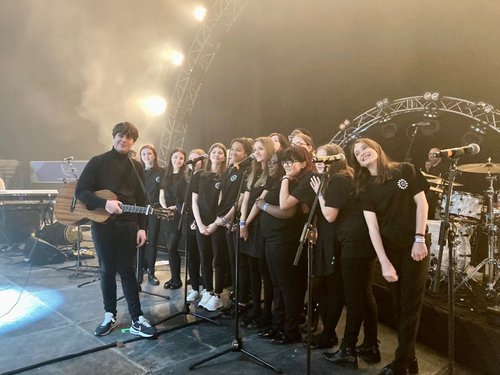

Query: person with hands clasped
left=351, top=138, right=429, bottom=375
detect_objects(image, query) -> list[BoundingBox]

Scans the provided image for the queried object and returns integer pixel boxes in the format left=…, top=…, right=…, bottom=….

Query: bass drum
left=441, top=191, right=484, bottom=222
left=427, top=220, right=473, bottom=273
left=36, top=222, right=78, bottom=246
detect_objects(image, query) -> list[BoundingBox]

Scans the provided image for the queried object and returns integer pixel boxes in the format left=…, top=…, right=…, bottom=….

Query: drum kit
left=424, top=159, right=500, bottom=301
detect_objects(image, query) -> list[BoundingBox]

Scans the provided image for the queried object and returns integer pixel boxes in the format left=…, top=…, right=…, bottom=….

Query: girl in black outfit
left=191, top=142, right=228, bottom=312
left=310, top=144, right=379, bottom=368
left=239, top=136, right=276, bottom=327
left=256, top=146, right=316, bottom=345
left=138, top=144, right=165, bottom=285
left=351, top=138, right=429, bottom=375
left=160, top=148, right=188, bottom=290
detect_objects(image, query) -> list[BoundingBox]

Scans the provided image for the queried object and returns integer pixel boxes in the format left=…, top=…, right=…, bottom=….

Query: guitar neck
left=121, top=204, right=151, bottom=216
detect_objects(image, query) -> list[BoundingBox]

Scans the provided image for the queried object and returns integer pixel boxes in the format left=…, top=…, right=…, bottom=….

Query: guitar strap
left=128, top=157, right=150, bottom=204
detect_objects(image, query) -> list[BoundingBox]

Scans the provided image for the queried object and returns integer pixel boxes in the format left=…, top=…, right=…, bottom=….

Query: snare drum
left=441, top=191, right=483, bottom=221
left=427, top=219, right=473, bottom=272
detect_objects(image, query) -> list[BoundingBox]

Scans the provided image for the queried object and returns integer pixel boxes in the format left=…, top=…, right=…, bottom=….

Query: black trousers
left=139, top=215, right=161, bottom=272
left=386, top=246, right=429, bottom=367
left=186, top=228, right=202, bottom=291
left=163, top=230, right=182, bottom=284
left=341, top=256, right=378, bottom=349
left=264, top=235, right=301, bottom=339
left=91, top=221, right=143, bottom=321
left=196, top=226, right=227, bottom=294
left=312, top=269, right=344, bottom=339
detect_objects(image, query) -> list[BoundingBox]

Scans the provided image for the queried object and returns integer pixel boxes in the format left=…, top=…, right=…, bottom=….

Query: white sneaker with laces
left=205, top=294, right=224, bottom=312
left=186, top=289, right=200, bottom=302
left=198, top=289, right=211, bottom=308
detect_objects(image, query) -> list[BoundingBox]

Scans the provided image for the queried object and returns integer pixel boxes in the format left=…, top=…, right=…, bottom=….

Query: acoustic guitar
left=54, top=181, right=174, bottom=226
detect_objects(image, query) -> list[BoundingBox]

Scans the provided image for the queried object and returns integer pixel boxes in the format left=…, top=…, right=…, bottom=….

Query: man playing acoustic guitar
left=76, top=122, right=157, bottom=338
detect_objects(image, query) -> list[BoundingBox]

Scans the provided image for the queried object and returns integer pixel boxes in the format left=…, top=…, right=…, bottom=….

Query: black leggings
left=196, top=226, right=227, bottom=294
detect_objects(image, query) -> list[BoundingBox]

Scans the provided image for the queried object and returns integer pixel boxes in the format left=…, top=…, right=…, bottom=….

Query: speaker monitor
left=24, top=236, right=66, bottom=265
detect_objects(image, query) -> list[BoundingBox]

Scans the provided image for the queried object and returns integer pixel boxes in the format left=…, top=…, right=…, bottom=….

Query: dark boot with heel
left=148, top=270, right=159, bottom=286
left=322, top=346, right=358, bottom=369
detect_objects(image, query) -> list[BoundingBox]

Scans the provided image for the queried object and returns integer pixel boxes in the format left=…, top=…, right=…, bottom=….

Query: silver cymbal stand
left=455, top=172, right=499, bottom=299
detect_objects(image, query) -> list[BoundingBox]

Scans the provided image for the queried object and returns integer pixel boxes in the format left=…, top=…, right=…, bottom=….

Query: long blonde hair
left=247, top=137, right=275, bottom=190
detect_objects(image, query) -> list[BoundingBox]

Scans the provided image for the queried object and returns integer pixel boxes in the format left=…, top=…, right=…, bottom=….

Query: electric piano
left=0, top=190, right=58, bottom=205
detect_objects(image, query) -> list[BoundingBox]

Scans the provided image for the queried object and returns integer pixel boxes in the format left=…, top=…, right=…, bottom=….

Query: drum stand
left=455, top=174, right=499, bottom=300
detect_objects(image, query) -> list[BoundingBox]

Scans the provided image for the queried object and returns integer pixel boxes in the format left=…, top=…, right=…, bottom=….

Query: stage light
left=423, top=92, right=439, bottom=101
left=171, top=51, right=184, bottom=66
left=194, top=6, right=207, bottom=21
left=376, top=98, right=389, bottom=109
left=139, top=95, right=167, bottom=117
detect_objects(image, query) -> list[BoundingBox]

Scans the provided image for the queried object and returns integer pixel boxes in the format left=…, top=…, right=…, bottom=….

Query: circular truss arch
left=329, top=94, right=500, bottom=147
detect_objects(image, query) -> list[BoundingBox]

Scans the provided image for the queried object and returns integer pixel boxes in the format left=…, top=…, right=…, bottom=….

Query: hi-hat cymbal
left=427, top=178, right=464, bottom=187
left=429, top=186, right=443, bottom=193
left=457, top=162, right=500, bottom=174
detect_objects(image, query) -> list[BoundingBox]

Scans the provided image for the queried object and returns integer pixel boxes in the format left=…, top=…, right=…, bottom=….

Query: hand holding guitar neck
left=105, top=199, right=123, bottom=214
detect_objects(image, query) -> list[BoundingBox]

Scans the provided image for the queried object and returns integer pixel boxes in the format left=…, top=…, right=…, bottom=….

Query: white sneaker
left=205, top=294, right=224, bottom=312
left=186, top=289, right=200, bottom=302
left=198, top=289, right=211, bottom=308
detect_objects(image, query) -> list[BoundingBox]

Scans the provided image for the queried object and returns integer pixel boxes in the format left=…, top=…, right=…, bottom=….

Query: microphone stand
left=293, top=168, right=328, bottom=375
left=156, top=167, right=216, bottom=325
left=189, top=165, right=281, bottom=373
left=431, top=157, right=461, bottom=375
left=403, top=125, right=420, bottom=163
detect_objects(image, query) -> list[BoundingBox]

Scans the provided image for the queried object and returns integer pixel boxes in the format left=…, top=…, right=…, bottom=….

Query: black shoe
left=163, top=279, right=172, bottom=289
left=94, top=312, right=117, bottom=336
left=322, top=347, right=358, bottom=369
left=269, top=331, right=301, bottom=345
left=356, top=342, right=381, bottom=363
left=378, top=362, right=407, bottom=375
left=169, top=280, right=182, bottom=290
left=148, top=271, right=160, bottom=286
left=258, top=327, right=281, bottom=339
left=408, top=357, right=418, bottom=375
left=247, top=317, right=271, bottom=330
left=305, top=332, right=338, bottom=349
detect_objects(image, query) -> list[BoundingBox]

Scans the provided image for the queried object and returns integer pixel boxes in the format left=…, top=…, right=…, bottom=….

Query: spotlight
left=171, top=51, right=184, bottom=66
left=423, top=92, right=432, bottom=101
left=423, top=92, right=440, bottom=101
left=194, top=6, right=207, bottom=21
left=376, top=98, right=389, bottom=108
left=139, top=95, right=167, bottom=117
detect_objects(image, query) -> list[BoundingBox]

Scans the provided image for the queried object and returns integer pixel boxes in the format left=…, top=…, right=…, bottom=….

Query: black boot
left=408, top=357, right=418, bottom=375
left=322, top=346, right=358, bottom=369
left=378, top=362, right=407, bottom=375
left=356, top=341, right=381, bottom=363
left=148, top=270, right=160, bottom=286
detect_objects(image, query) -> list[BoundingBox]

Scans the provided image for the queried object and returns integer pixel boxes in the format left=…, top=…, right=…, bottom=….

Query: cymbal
left=429, top=186, right=443, bottom=193
left=457, top=162, right=500, bottom=174
left=427, top=178, right=464, bottom=187
left=421, top=171, right=439, bottom=179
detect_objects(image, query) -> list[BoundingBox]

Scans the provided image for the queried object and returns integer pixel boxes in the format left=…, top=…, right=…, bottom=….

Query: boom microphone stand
left=431, top=157, right=461, bottom=375
left=189, top=165, right=281, bottom=373
left=293, top=169, right=328, bottom=375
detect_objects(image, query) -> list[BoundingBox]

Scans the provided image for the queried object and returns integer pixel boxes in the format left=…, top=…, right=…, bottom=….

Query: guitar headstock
left=153, top=207, right=175, bottom=220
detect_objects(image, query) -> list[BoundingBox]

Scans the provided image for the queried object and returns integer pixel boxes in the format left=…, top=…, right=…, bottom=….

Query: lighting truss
left=329, top=95, right=500, bottom=147
left=158, top=0, right=248, bottom=164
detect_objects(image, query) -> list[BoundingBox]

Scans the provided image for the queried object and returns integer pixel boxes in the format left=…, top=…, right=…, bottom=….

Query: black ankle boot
left=356, top=341, right=381, bottom=363
left=322, top=347, right=358, bottom=369
left=378, top=362, right=407, bottom=375
left=148, top=271, right=159, bottom=286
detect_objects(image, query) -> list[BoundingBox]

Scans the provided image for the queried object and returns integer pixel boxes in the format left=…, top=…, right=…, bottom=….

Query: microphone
left=411, top=122, right=431, bottom=127
left=230, top=154, right=255, bottom=173
left=63, top=156, right=74, bottom=161
left=185, top=154, right=208, bottom=165
left=432, top=143, right=481, bottom=158
left=312, top=153, right=345, bottom=163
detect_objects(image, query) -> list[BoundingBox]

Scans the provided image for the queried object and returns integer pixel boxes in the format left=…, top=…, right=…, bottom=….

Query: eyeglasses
left=281, top=160, right=299, bottom=168
left=292, top=141, right=308, bottom=147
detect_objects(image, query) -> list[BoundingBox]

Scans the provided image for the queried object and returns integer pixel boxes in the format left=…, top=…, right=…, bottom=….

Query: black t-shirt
left=144, top=166, right=164, bottom=205
left=217, top=168, right=246, bottom=217
left=191, top=171, right=223, bottom=224
left=161, top=172, right=188, bottom=232
left=325, top=174, right=373, bottom=258
left=360, top=162, right=429, bottom=249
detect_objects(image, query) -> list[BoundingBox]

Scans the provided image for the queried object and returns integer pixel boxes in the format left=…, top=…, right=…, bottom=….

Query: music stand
left=189, top=165, right=281, bottom=373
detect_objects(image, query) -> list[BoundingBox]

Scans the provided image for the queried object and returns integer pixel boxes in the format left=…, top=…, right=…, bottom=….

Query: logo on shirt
left=155, top=176, right=161, bottom=183
left=215, top=181, right=221, bottom=190
left=397, top=178, right=409, bottom=190
left=230, top=174, right=238, bottom=182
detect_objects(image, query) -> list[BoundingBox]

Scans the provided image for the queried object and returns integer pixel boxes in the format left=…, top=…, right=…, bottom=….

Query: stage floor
left=0, top=244, right=483, bottom=375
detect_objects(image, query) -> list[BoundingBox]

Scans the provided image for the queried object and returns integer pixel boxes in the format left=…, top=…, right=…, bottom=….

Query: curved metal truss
left=329, top=94, right=500, bottom=147
left=158, top=0, right=247, bottom=164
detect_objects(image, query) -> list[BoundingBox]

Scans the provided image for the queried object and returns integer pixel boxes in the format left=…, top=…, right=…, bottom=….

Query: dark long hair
left=139, top=144, right=159, bottom=169
left=164, top=148, right=187, bottom=180
left=282, top=145, right=314, bottom=176
left=316, top=144, right=353, bottom=178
